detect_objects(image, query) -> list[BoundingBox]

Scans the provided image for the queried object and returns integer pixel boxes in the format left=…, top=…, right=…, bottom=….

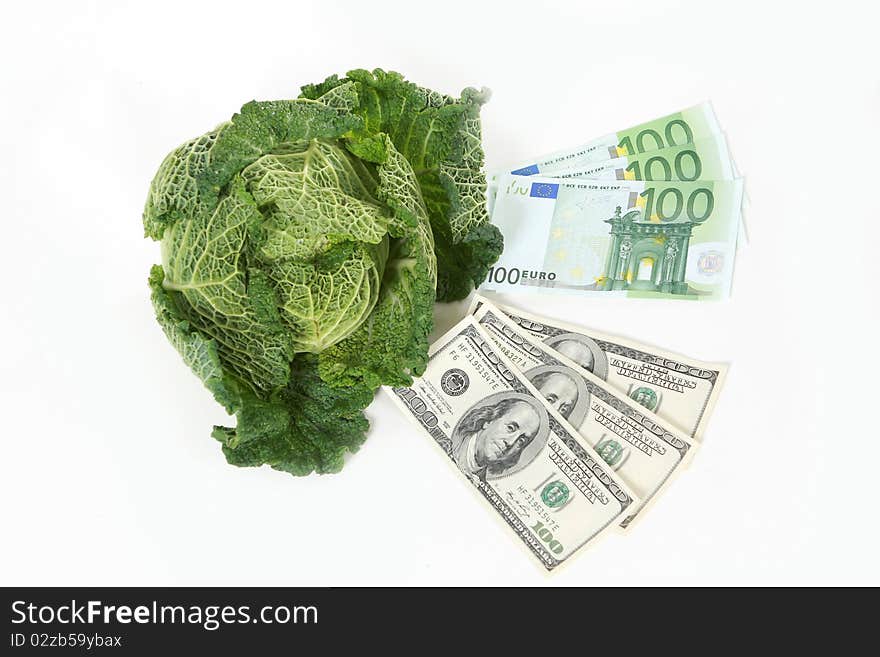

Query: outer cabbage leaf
left=159, top=176, right=293, bottom=392
left=152, top=264, right=371, bottom=475
left=301, top=69, right=503, bottom=301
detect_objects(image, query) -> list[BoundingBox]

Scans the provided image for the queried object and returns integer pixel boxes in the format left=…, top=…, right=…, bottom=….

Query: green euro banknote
left=485, top=175, right=744, bottom=300
left=470, top=301, right=696, bottom=528
left=386, top=317, right=639, bottom=570
left=543, top=135, right=748, bottom=249
left=497, top=102, right=721, bottom=178
left=468, top=294, right=727, bottom=441
left=550, top=136, right=734, bottom=182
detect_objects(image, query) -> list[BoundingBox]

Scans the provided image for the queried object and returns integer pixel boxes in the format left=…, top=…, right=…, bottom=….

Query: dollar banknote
left=496, top=102, right=722, bottom=178
left=470, top=301, right=696, bottom=527
left=468, top=295, right=727, bottom=442
left=549, top=136, right=734, bottom=182
left=485, top=175, right=743, bottom=300
left=386, top=317, right=639, bottom=570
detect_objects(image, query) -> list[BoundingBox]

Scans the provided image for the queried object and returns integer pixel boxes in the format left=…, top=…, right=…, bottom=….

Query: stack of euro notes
left=387, top=295, right=726, bottom=570
left=484, top=104, right=745, bottom=301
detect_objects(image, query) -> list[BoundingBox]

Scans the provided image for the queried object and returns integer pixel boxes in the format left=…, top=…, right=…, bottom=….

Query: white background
left=2, top=0, right=878, bottom=586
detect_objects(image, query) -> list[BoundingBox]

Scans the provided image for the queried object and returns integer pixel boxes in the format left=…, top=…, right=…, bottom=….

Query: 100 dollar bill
left=469, top=294, right=727, bottom=441
left=386, top=317, right=638, bottom=570
left=471, top=301, right=696, bottom=527
left=486, top=175, right=743, bottom=300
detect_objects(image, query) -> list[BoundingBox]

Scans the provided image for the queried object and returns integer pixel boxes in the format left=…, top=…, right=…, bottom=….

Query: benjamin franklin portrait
left=544, top=332, right=609, bottom=379
left=525, top=365, right=590, bottom=429
left=451, top=392, right=550, bottom=481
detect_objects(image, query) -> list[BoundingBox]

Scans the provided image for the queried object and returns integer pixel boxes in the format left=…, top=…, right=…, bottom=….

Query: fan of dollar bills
left=484, top=103, right=744, bottom=301
left=387, top=296, right=726, bottom=571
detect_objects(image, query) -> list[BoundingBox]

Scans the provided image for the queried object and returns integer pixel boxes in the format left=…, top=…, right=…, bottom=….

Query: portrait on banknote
left=544, top=332, right=609, bottom=379
left=524, top=365, right=589, bottom=427
left=451, top=392, right=550, bottom=481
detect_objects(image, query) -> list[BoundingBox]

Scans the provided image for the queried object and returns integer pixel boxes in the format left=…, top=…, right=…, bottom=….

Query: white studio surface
left=2, top=0, right=878, bottom=586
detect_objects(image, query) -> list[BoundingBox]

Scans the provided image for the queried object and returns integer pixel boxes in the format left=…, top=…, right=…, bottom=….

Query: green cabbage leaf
left=301, top=69, right=503, bottom=301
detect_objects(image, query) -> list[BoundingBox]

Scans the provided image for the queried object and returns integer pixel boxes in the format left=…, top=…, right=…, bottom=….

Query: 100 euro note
left=550, top=136, right=734, bottom=182
left=484, top=104, right=747, bottom=247
left=468, top=294, right=727, bottom=442
left=485, top=175, right=743, bottom=300
left=548, top=134, right=748, bottom=249
left=385, top=317, right=639, bottom=571
left=487, top=136, right=737, bottom=211
left=470, top=301, right=696, bottom=528
left=498, top=102, right=722, bottom=177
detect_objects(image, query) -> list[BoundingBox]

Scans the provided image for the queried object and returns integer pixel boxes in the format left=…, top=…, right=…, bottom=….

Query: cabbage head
left=144, top=70, right=502, bottom=475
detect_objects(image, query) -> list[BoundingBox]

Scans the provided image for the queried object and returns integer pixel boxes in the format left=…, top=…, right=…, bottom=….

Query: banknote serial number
left=487, top=267, right=556, bottom=285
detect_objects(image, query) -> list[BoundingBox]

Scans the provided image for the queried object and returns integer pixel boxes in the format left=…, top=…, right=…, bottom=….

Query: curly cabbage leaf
left=301, top=69, right=503, bottom=301
left=144, top=71, right=498, bottom=475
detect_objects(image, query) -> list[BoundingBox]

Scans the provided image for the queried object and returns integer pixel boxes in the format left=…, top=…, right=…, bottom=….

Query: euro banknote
left=470, top=301, right=696, bottom=527
left=386, top=317, right=639, bottom=571
left=544, top=135, right=747, bottom=248
left=496, top=102, right=722, bottom=178
left=550, top=136, right=734, bottom=182
left=468, top=294, right=727, bottom=441
left=484, top=105, right=741, bottom=239
left=486, top=135, right=736, bottom=212
left=485, top=175, right=744, bottom=300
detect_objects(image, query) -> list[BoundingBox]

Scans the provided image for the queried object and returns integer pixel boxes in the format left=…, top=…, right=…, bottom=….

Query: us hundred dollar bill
left=469, top=294, right=727, bottom=442
left=386, top=317, right=639, bottom=571
left=470, top=300, right=696, bottom=527
left=486, top=175, right=743, bottom=300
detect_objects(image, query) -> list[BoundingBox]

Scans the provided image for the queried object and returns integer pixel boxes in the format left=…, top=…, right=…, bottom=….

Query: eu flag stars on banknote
left=529, top=182, right=559, bottom=199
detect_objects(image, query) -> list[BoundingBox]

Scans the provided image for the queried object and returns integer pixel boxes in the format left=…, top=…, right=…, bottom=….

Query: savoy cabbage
left=144, top=69, right=502, bottom=475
